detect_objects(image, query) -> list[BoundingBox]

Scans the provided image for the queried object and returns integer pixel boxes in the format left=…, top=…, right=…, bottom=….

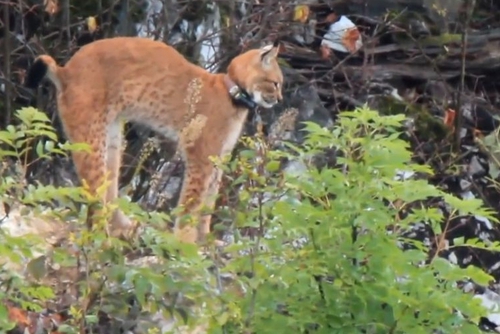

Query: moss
left=377, top=96, right=449, bottom=141
left=420, top=33, right=462, bottom=46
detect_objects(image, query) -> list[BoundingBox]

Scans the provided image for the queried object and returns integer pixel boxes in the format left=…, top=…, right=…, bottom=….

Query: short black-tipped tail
left=24, top=58, right=48, bottom=89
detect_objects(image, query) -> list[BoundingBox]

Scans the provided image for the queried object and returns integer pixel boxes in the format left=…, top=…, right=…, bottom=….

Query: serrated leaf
left=463, top=265, right=494, bottom=286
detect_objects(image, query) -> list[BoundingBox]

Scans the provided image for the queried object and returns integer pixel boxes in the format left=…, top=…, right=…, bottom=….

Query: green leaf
left=35, top=140, right=44, bottom=157
left=265, top=160, right=281, bottom=172
left=216, top=312, right=230, bottom=326
left=463, top=265, right=494, bottom=286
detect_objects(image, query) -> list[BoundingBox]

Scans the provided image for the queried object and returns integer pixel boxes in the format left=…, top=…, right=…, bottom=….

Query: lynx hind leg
left=174, top=153, right=223, bottom=244
left=60, top=101, right=127, bottom=236
left=106, top=120, right=134, bottom=236
left=61, top=110, right=109, bottom=230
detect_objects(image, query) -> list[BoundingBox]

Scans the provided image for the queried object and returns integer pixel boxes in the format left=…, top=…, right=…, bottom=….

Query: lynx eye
left=268, top=80, right=280, bottom=89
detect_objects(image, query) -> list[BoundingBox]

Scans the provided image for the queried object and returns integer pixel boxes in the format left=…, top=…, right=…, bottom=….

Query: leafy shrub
left=210, top=106, right=496, bottom=333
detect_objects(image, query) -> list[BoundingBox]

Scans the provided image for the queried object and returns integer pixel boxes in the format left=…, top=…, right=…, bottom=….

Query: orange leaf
left=44, top=0, right=59, bottom=15
left=342, top=27, right=361, bottom=53
left=7, top=304, right=29, bottom=327
left=444, top=108, right=456, bottom=128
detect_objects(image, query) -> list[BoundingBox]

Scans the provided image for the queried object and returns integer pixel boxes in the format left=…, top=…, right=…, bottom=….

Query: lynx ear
left=260, top=43, right=279, bottom=67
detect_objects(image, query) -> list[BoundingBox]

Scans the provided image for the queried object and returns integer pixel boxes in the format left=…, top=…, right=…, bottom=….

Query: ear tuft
left=260, top=43, right=279, bottom=66
left=260, top=44, right=274, bottom=54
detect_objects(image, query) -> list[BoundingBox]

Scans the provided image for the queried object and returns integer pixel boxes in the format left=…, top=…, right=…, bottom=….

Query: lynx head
left=227, top=42, right=284, bottom=109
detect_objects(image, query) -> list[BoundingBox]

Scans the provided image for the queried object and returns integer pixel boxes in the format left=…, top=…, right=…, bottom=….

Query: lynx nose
left=276, top=91, right=283, bottom=102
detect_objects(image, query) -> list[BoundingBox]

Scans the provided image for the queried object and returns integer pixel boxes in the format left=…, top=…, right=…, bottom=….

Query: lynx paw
left=109, top=210, right=138, bottom=240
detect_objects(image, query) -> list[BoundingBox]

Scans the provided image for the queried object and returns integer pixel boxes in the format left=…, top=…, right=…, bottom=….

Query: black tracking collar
left=229, top=87, right=258, bottom=110
left=224, top=75, right=257, bottom=110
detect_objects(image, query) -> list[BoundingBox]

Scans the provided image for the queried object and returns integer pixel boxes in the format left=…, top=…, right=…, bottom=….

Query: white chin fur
left=252, top=91, right=276, bottom=109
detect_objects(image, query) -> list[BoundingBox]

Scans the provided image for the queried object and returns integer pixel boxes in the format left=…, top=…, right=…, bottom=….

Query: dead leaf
left=87, top=16, right=98, bottom=33
left=293, top=5, right=310, bottom=23
left=325, top=12, right=338, bottom=24
left=320, top=44, right=331, bottom=59
left=342, top=27, right=362, bottom=53
left=6, top=300, right=66, bottom=334
left=43, top=0, right=59, bottom=15
left=26, top=255, right=48, bottom=281
left=277, top=42, right=286, bottom=54
left=2, top=201, right=10, bottom=218
left=321, top=16, right=362, bottom=54
left=7, top=302, right=29, bottom=328
left=444, top=108, right=456, bottom=128
left=473, top=128, right=484, bottom=140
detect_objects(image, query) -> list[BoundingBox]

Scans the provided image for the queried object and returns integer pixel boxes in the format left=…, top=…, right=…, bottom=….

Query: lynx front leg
left=106, top=120, right=134, bottom=237
left=202, top=167, right=224, bottom=236
left=174, top=155, right=223, bottom=244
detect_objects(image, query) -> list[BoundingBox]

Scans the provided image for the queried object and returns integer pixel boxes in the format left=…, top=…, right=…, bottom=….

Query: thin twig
left=61, top=0, right=71, bottom=51
left=244, top=132, right=267, bottom=330
left=455, top=0, right=476, bottom=150
left=3, top=0, right=12, bottom=127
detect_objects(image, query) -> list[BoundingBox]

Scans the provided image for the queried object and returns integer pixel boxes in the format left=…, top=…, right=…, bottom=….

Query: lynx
left=24, top=36, right=283, bottom=245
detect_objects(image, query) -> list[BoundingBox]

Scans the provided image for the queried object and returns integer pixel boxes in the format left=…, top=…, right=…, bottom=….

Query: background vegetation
left=2, top=0, right=500, bottom=333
